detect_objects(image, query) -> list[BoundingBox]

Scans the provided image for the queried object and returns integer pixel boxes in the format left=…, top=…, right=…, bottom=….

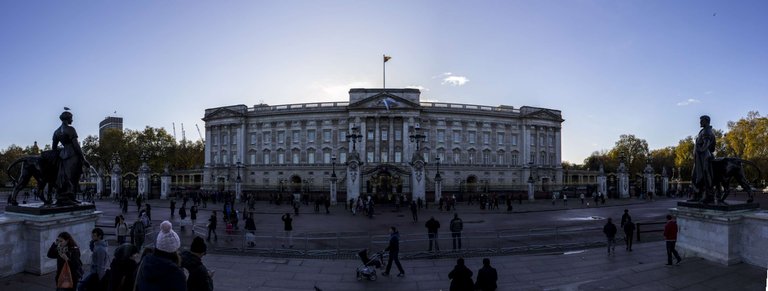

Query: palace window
left=292, top=151, right=300, bottom=164
left=263, top=131, right=271, bottom=144
left=381, top=130, right=388, bottom=141
left=468, top=131, right=476, bottom=144
left=453, top=130, right=461, bottom=143
left=511, top=153, right=518, bottom=166
left=339, top=130, right=347, bottom=142
left=483, top=150, right=490, bottom=164
left=308, top=129, right=316, bottom=143
left=381, top=151, right=388, bottom=163
left=250, top=153, right=256, bottom=165
left=437, top=130, right=445, bottom=142
left=497, top=152, right=505, bottom=165
left=250, top=133, right=257, bottom=145
left=292, top=131, right=300, bottom=144
left=483, top=132, right=490, bottom=145
left=367, top=151, right=374, bottom=163
left=394, top=151, right=402, bottom=163
left=323, top=129, right=332, bottom=143
left=263, top=151, right=270, bottom=165
left=339, top=152, right=347, bottom=163
left=278, top=131, right=285, bottom=144
left=231, top=133, right=237, bottom=145
left=453, top=150, right=461, bottom=164
left=530, top=134, right=536, bottom=146
left=511, top=134, right=518, bottom=146
left=324, top=152, right=332, bottom=164
left=395, top=129, right=402, bottom=141
left=367, top=130, right=374, bottom=140
left=277, top=151, right=285, bottom=164
left=308, top=150, right=316, bottom=164
left=497, top=132, right=504, bottom=145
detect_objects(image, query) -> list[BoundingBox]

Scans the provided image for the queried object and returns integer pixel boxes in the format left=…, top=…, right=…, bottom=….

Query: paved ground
left=1, top=192, right=766, bottom=290
left=1, top=239, right=764, bottom=291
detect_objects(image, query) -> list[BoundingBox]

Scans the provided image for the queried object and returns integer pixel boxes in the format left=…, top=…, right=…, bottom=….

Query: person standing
left=207, top=211, right=218, bottom=242
left=621, top=209, right=632, bottom=229
left=130, top=217, right=146, bottom=249
left=170, top=199, right=176, bottom=218
left=80, top=228, right=109, bottom=291
left=450, top=213, right=464, bottom=250
left=181, top=237, right=214, bottom=291
left=624, top=218, right=636, bottom=251
left=425, top=216, right=441, bottom=252
left=410, top=200, right=418, bottom=222
left=135, top=221, right=186, bottom=291
left=47, top=232, right=83, bottom=291
left=382, top=226, right=405, bottom=277
left=179, top=203, right=187, bottom=231
left=107, top=243, right=140, bottom=291
left=281, top=213, right=293, bottom=248
left=664, top=215, right=682, bottom=265
left=580, top=193, right=585, bottom=205
left=116, top=215, right=129, bottom=245
left=551, top=193, right=557, bottom=206
left=563, top=194, right=568, bottom=206
left=603, top=218, right=617, bottom=255
left=448, top=258, right=473, bottom=291
left=121, top=196, right=128, bottom=214
left=475, top=258, right=498, bottom=291
left=190, top=205, right=198, bottom=229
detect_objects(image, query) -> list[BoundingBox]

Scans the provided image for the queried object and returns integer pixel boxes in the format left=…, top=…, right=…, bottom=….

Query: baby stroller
left=356, top=249, right=385, bottom=281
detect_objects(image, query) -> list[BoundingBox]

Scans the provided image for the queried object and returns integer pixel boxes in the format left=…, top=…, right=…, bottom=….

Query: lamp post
left=434, top=156, right=442, bottom=203
left=409, top=124, right=426, bottom=152
left=346, top=126, right=363, bottom=152
left=330, top=155, right=337, bottom=205
left=235, top=160, right=243, bottom=201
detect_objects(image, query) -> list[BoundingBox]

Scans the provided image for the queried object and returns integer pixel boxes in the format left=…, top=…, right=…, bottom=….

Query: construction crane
left=196, top=124, right=204, bottom=142
left=181, top=123, right=187, bottom=142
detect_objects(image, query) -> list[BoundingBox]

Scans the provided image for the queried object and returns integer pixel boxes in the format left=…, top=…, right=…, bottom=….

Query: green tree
left=607, top=134, right=649, bottom=175
left=0, top=145, right=26, bottom=186
left=650, top=146, right=676, bottom=175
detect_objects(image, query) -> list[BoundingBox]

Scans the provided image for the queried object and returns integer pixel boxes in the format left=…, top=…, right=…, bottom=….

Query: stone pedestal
left=329, top=178, right=338, bottom=205
left=161, top=175, right=171, bottom=200
left=1, top=207, right=101, bottom=277
left=434, top=177, right=442, bottom=204
left=527, top=181, right=535, bottom=201
left=672, top=202, right=762, bottom=266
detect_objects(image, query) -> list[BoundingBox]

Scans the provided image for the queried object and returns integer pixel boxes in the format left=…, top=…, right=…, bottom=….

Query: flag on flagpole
left=384, top=55, right=392, bottom=62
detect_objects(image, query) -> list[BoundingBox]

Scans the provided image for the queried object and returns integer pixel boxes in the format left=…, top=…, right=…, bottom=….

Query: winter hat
left=155, top=220, right=180, bottom=253
left=190, top=236, right=207, bottom=253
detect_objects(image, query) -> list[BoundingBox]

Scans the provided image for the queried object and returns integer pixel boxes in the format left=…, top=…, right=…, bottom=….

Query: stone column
left=111, top=154, right=122, bottom=198
left=662, top=167, right=669, bottom=196
left=597, top=164, right=607, bottom=196
left=527, top=177, right=535, bottom=201
left=618, top=154, right=629, bottom=199
left=411, top=160, right=426, bottom=202
left=644, top=159, right=655, bottom=198
left=138, top=153, right=150, bottom=199
left=330, top=175, right=338, bottom=206
left=160, top=166, right=171, bottom=200
left=346, top=158, right=361, bottom=202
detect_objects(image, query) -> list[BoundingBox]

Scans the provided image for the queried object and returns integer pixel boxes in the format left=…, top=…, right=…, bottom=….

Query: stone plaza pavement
left=1, top=239, right=764, bottom=291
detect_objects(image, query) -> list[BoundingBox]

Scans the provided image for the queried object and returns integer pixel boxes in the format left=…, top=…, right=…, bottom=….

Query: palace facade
left=202, top=88, right=564, bottom=202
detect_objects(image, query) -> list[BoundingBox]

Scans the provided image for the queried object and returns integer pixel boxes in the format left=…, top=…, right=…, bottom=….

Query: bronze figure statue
left=690, top=115, right=760, bottom=205
left=691, top=115, right=716, bottom=203
left=51, top=110, right=90, bottom=205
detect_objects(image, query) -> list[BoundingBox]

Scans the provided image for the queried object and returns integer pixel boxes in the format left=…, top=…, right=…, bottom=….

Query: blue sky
left=1, top=1, right=766, bottom=163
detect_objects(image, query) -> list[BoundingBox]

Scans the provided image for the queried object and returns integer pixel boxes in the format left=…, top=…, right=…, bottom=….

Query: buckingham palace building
left=202, top=88, right=564, bottom=203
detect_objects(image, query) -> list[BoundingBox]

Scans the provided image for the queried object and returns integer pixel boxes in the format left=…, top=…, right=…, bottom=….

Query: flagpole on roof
left=383, top=54, right=391, bottom=89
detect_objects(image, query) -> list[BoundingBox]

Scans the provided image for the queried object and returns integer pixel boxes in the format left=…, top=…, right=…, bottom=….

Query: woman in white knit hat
left=135, top=221, right=187, bottom=291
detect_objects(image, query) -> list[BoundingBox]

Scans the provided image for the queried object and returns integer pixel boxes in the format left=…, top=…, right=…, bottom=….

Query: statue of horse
left=712, top=157, right=761, bottom=204
left=6, top=150, right=59, bottom=206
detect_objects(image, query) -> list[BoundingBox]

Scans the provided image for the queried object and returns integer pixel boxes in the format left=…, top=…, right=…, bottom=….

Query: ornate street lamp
left=331, top=155, right=337, bottom=179
left=409, top=124, right=426, bottom=152
left=346, top=126, right=363, bottom=152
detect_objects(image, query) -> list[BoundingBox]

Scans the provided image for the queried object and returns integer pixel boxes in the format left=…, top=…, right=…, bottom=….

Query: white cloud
left=442, top=75, right=470, bottom=86
left=676, top=98, right=701, bottom=106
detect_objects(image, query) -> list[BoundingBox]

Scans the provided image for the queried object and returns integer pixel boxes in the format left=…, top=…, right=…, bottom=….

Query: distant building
left=99, top=116, right=123, bottom=138
left=202, top=88, right=564, bottom=201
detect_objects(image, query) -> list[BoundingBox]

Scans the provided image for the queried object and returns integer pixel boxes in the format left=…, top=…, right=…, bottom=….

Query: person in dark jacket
left=135, top=221, right=186, bottom=291
left=475, top=258, right=498, bottom=291
left=107, top=244, right=140, bottom=291
left=47, top=231, right=83, bottom=291
left=448, top=258, right=473, bottom=291
left=181, top=236, right=214, bottom=291
left=624, top=218, right=636, bottom=251
left=603, top=217, right=618, bottom=255
left=382, top=226, right=405, bottom=277
left=207, top=211, right=218, bottom=242
left=425, top=216, right=441, bottom=251
left=80, top=227, right=110, bottom=291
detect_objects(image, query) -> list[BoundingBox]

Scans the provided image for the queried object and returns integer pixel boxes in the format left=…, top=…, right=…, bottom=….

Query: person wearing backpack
left=130, top=218, right=146, bottom=249
left=450, top=213, right=464, bottom=250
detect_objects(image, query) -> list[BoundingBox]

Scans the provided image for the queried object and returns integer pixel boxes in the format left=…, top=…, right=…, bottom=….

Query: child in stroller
left=356, top=249, right=384, bottom=281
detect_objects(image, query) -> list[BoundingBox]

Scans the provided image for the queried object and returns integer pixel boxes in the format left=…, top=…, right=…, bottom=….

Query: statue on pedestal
left=6, top=109, right=90, bottom=207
